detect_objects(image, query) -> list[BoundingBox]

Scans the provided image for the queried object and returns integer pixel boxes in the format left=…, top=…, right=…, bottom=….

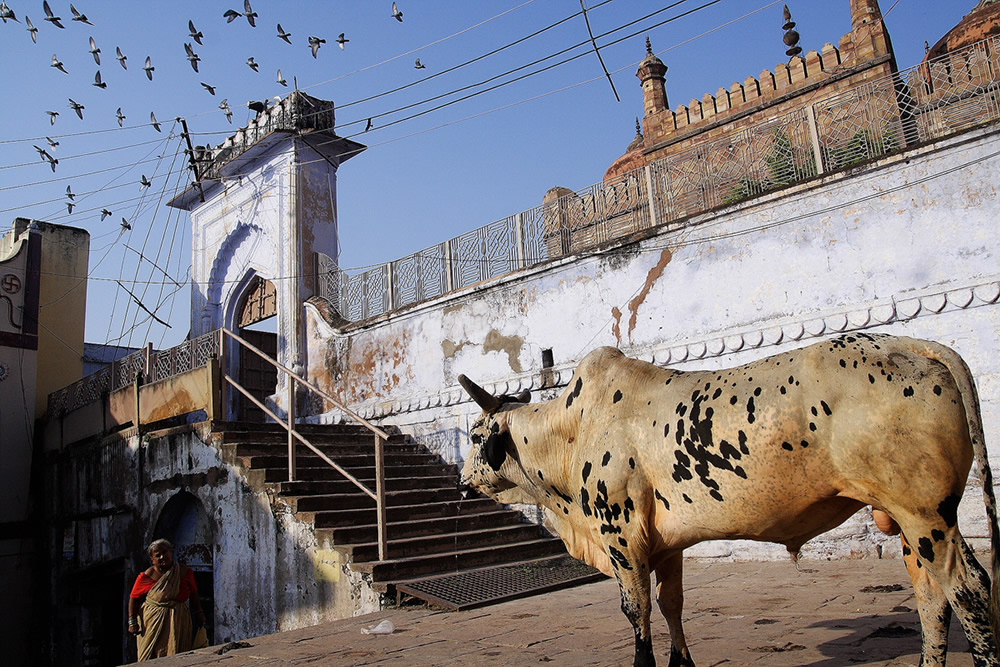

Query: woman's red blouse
left=129, top=567, right=198, bottom=601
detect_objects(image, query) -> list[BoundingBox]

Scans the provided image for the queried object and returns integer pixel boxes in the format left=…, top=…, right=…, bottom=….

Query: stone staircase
left=213, top=421, right=601, bottom=607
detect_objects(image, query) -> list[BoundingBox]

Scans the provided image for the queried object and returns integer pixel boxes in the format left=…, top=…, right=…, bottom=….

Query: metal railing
left=218, top=328, right=391, bottom=561
left=319, top=35, right=1000, bottom=323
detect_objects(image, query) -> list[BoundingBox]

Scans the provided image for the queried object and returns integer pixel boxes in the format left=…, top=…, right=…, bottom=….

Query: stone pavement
left=148, top=558, right=976, bottom=666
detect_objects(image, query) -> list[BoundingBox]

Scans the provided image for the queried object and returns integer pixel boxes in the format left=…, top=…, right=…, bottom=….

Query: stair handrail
left=218, top=327, right=390, bottom=561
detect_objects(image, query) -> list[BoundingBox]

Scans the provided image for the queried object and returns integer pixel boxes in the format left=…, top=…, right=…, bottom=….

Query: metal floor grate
left=394, top=556, right=606, bottom=611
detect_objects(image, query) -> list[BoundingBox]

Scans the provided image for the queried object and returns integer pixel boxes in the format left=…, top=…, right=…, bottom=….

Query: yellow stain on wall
left=313, top=549, right=341, bottom=582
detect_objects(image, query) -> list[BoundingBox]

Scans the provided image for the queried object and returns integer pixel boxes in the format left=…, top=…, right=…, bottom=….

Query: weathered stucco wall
left=306, top=126, right=1000, bottom=559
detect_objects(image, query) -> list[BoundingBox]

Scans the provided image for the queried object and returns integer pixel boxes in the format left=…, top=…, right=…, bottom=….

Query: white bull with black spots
left=458, top=333, right=1000, bottom=666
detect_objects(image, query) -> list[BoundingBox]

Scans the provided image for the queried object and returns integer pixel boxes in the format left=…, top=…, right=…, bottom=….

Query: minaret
left=848, top=0, right=895, bottom=67
left=636, top=37, right=669, bottom=118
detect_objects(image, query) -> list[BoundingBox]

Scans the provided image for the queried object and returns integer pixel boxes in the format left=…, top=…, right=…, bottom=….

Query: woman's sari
left=136, top=562, right=193, bottom=661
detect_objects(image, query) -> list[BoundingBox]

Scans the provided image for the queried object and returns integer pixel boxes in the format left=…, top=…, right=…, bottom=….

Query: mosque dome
left=925, top=0, right=1000, bottom=60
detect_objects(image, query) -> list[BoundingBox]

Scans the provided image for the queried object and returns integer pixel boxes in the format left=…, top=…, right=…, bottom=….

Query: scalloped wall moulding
left=326, top=276, right=1000, bottom=424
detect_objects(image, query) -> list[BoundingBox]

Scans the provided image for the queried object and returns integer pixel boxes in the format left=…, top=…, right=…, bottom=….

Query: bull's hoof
left=667, top=646, right=695, bottom=667
left=634, top=636, right=655, bottom=667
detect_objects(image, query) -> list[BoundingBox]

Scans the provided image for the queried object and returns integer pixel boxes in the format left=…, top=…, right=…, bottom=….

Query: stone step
left=223, top=440, right=422, bottom=458
left=264, top=462, right=453, bottom=482
left=238, top=451, right=441, bottom=470
left=315, top=507, right=523, bottom=546
left=274, top=474, right=458, bottom=496
left=338, top=524, right=549, bottom=563
left=303, top=497, right=499, bottom=529
left=354, top=538, right=567, bottom=582
left=281, top=487, right=461, bottom=513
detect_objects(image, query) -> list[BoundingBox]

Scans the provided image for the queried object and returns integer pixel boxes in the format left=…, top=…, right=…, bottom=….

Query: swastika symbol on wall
left=1, top=274, right=21, bottom=294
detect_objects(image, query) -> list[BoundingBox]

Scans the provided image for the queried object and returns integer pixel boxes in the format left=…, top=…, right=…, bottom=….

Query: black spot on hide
left=629, top=457, right=635, bottom=469
left=537, top=470, right=544, bottom=481
left=682, top=494, right=693, bottom=504
left=782, top=442, right=794, bottom=451
left=580, top=487, right=592, bottom=517
left=608, top=546, right=632, bottom=571
left=566, top=377, right=583, bottom=409
left=746, top=396, right=756, bottom=424
left=933, top=385, right=942, bottom=396
left=938, top=494, right=960, bottom=528
left=618, top=537, right=628, bottom=548
left=613, top=390, right=623, bottom=403
left=602, top=451, right=612, bottom=466
left=869, top=374, right=876, bottom=384
left=918, top=537, right=936, bottom=562
left=654, top=489, right=670, bottom=511
left=821, top=401, right=832, bottom=416
left=903, top=386, right=914, bottom=397
left=582, top=462, right=592, bottom=483
left=931, top=529, right=945, bottom=542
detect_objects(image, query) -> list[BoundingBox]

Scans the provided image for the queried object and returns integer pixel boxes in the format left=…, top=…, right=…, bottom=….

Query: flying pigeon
left=276, top=23, right=291, bottom=44
left=224, top=0, right=256, bottom=27
left=115, top=46, right=127, bottom=69
left=219, top=99, right=233, bottom=123
left=92, top=70, right=106, bottom=89
left=120, top=218, right=131, bottom=231
left=68, top=98, right=85, bottom=119
left=308, top=36, right=324, bottom=58
left=336, top=33, right=348, bottom=49
left=188, top=19, right=203, bottom=45
left=276, top=69, right=286, bottom=87
left=46, top=136, right=59, bottom=150
left=42, top=1, right=64, bottom=28
left=46, top=155, right=59, bottom=172
left=70, top=4, right=92, bottom=25
left=247, top=99, right=267, bottom=115
left=201, top=82, right=216, bottom=95
left=51, top=54, right=68, bottom=73
left=33, top=145, right=51, bottom=161
left=89, top=36, right=101, bottom=64
left=46, top=111, right=59, bottom=125
left=185, top=42, right=200, bottom=72
left=414, top=58, right=425, bottom=69
left=116, top=107, right=125, bottom=127
left=0, top=1, right=17, bottom=23
left=66, top=185, right=75, bottom=200
left=100, top=208, right=112, bottom=221
left=66, top=201, right=75, bottom=215
left=150, top=111, right=161, bottom=132
left=246, top=56, right=259, bottom=72
left=25, top=16, right=37, bottom=42
left=392, top=2, right=403, bottom=22
left=139, top=175, right=151, bottom=190
left=365, top=118, right=373, bottom=132
left=143, top=55, right=154, bottom=81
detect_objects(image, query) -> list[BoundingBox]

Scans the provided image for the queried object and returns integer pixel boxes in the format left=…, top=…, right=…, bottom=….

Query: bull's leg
left=900, top=533, right=951, bottom=666
left=609, top=548, right=655, bottom=667
left=654, top=552, right=695, bottom=667
left=897, top=519, right=998, bottom=667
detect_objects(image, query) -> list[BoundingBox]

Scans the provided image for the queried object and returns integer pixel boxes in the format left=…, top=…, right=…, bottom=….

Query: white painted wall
left=306, top=126, right=1000, bottom=559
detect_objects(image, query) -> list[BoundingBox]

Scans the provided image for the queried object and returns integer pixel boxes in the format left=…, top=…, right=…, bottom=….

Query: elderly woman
left=127, top=538, right=206, bottom=661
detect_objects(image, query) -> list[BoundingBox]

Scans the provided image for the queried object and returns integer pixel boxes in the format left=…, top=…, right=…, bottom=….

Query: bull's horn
left=458, top=374, right=500, bottom=411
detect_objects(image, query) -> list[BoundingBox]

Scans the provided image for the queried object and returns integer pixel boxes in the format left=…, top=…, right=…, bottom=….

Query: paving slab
left=145, top=558, right=978, bottom=666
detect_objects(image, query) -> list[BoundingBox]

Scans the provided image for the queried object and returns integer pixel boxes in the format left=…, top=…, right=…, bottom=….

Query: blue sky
left=0, top=0, right=971, bottom=351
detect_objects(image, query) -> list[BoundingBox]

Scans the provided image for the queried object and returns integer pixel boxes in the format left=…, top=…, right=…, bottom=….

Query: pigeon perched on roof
left=392, top=2, right=403, bottom=22
left=116, top=46, right=127, bottom=69
left=185, top=43, right=200, bottom=72
left=143, top=55, right=154, bottom=81
left=188, top=20, right=203, bottom=45
left=43, top=1, right=64, bottom=28
left=70, top=4, right=92, bottom=25
left=51, top=54, right=68, bottom=73
left=89, top=36, right=101, bottom=64
left=308, top=36, right=325, bottom=58
left=276, top=23, right=291, bottom=44
left=247, top=99, right=268, bottom=115
left=68, top=98, right=85, bottom=119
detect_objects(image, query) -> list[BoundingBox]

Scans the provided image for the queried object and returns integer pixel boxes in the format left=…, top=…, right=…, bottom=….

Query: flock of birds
left=0, top=0, right=420, bottom=231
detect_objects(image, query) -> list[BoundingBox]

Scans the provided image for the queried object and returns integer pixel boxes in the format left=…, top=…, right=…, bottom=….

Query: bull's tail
left=911, top=337, right=1000, bottom=641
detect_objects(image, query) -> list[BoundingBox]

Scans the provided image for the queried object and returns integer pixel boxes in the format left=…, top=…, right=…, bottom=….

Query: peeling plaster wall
left=307, top=126, right=1000, bottom=559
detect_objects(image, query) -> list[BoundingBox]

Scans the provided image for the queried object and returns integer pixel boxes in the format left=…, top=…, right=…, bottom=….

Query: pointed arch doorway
left=235, top=274, right=278, bottom=422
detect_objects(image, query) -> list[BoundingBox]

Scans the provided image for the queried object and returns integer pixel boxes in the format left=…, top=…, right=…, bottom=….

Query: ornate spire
left=782, top=5, right=802, bottom=58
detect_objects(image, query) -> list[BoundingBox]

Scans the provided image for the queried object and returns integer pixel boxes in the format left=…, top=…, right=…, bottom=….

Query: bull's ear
left=459, top=374, right=501, bottom=412
left=485, top=432, right=509, bottom=471
left=513, top=390, right=531, bottom=404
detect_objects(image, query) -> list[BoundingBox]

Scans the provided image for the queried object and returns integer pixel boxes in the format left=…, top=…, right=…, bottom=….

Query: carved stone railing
left=318, top=35, right=1000, bottom=323
left=47, top=330, right=220, bottom=417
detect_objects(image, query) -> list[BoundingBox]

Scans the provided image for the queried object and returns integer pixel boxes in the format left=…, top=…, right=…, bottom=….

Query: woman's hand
left=127, top=618, right=141, bottom=635
left=195, top=610, right=206, bottom=628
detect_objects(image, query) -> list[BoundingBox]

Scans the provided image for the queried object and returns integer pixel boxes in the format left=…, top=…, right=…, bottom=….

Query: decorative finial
left=782, top=5, right=802, bottom=58
left=634, top=117, right=642, bottom=137
left=645, top=36, right=652, bottom=55
left=924, top=40, right=930, bottom=54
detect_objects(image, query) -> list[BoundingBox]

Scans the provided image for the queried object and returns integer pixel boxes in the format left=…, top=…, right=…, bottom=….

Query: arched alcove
left=152, top=491, right=216, bottom=643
